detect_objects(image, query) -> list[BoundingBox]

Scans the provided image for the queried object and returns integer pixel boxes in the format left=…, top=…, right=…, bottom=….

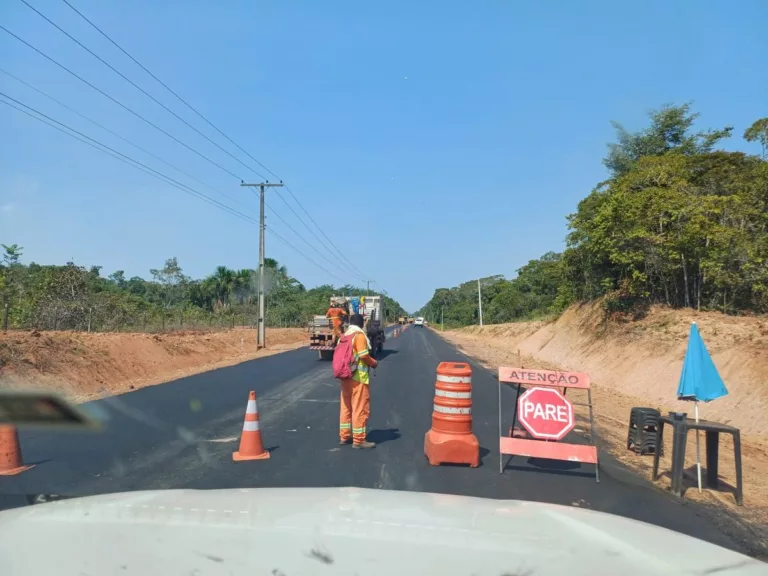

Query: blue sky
left=1, top=1, right=766, bottom=311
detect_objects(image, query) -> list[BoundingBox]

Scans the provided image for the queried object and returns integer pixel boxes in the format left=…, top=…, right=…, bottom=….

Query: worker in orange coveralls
left=326, top=302, right=348, bottom=343
left=339, top=313, right=378, bottom=449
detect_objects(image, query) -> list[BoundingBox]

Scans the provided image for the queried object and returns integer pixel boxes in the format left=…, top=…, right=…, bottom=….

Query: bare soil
left=438, top=303, right=768, bottom=556
left=0, top=328, right=307, bottom=403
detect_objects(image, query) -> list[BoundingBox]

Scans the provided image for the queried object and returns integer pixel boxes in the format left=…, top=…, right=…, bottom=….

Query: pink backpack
left=333, top=334, right=357, bottom=379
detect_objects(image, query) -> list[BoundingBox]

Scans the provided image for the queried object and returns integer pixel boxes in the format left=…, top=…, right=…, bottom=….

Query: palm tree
left=211, top=266, right=235, bottom=309
left=264, top=258, right=287, bottom=277
left=234, top=269, right=253, bottom=304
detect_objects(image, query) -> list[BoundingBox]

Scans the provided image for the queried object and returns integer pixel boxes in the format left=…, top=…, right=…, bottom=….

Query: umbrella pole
left=695, top=401, right=702, bottom=492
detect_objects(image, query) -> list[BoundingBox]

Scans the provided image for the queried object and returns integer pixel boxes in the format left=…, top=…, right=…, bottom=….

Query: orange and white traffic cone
left=0, top=425, right=35, bottom=475
left=233, top=391, right=270, bottom=461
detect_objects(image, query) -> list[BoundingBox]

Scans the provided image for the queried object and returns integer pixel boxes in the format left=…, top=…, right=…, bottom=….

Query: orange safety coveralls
left=339, top=331, right=378, bottom=445
left=326, top=306, right=348, bottom=341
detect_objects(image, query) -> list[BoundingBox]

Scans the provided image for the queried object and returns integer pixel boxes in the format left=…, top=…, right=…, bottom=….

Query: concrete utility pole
left=241, top=181, right=284, bottom=348
left=441, top=307, right=444, bottom=331
left=477, top=279, right=484, bottom=326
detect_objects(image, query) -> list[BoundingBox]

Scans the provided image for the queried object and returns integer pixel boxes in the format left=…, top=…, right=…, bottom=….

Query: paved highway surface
left=0, top=326, right=756, bottom=556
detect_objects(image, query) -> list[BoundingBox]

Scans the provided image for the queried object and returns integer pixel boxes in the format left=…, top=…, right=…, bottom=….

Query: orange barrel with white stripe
left=431, top=362, right=473, bottom=434
left=424, top=362, right=479, bottom=467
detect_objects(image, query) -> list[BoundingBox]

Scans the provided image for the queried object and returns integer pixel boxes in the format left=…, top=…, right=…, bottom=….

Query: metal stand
left=497, top=367, right=600, bottom=482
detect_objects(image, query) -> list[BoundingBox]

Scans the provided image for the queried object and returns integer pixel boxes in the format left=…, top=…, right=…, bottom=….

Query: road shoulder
left=0, top=328, right=307, bottom=403
left=430, top=327, right=768, bottom=561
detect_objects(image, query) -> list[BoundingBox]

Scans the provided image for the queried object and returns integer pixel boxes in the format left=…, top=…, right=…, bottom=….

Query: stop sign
left=518, top=387, right=575, bottom=440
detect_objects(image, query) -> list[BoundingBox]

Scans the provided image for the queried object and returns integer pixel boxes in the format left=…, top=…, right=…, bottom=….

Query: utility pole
left=441, top=307, right=444, bottom=331
left=477, top=278, right=483, bottom=326
left=241, top=181, right=284, bottom=348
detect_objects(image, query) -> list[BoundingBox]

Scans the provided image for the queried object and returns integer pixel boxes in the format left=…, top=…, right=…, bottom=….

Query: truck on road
left=309, top=295, right=386, bottom=360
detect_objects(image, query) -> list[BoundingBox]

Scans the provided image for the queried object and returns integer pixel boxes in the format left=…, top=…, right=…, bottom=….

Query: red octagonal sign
left=518, top=387, right=575, bottom=440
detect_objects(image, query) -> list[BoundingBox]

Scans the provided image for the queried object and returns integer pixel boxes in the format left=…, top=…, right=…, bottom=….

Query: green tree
left=744, top=117, right=768, bottom=159
left=419, top=104, right=768, bottom=325
left=150, top=257, right=189, bottom=308
left=603, top=103, right=732, bottom=177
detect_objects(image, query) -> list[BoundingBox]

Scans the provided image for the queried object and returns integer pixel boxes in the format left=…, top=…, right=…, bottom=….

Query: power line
left=270, top=188, right=366, bottom=280
left=0, top=24, right=243, bottom=181
left=16, top=2, right=373, bottom=287
left=57, top=0, right=370, bottom=280
left=266, top=226, right=346, bottom=284
left=0, top=93, right=352, bottom=286
left=264, top=200, right=362, bottom=282
left=241, top=185, right=359, bottom=282
left=19, top=0, right=267, bottom=180
left=0, top=92, right=258, bottom=225
left=0, top=67, right=254, bottom=213
left=283, top=184, right=370, bottom=280
left=60, top=0, right=279, bottom=180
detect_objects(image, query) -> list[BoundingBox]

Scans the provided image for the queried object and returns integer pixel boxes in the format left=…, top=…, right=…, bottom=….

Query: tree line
left=0, top=246, right=407, bottom=332
left=419, top=106, right=768, bottom=326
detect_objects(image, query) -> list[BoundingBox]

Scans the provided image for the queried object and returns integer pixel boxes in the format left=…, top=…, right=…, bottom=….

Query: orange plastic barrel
left=424, top=362, right=479, bottom=467
left=431, top=362, right=473, bottom=435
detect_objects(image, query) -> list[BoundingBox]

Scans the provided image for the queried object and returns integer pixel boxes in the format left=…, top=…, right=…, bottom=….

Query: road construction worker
left=326, top=301, right=348, bottom=343
left=339, top=313, right=378, bottom=449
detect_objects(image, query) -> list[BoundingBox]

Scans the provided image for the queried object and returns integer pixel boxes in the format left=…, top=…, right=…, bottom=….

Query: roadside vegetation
left=0, top=248, right=407, bottom=332
left=419, top=106, right=768, bottom=326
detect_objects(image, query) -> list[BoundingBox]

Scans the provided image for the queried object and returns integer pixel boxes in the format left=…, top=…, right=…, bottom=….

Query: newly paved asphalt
left=0, top=325, right=756, bottom=555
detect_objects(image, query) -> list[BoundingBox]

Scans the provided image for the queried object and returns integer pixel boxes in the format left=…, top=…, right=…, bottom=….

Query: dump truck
left=309, top=295, right=386, bottom=360
left=398, top=316, right=407, bottom=325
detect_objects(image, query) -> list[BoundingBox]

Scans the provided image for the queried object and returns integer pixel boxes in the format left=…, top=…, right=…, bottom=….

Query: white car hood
left=0, top=487, right=762, bottom=575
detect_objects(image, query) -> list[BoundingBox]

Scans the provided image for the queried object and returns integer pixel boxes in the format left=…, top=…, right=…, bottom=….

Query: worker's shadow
left=367, top=428, right=401, bottom=444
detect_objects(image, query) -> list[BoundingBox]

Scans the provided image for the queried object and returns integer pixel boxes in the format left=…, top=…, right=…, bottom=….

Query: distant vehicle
left=408, top=317, right=415, bottom=324
left=415, top=317, right=424, bottom=327
left=398, top=316, right=407, bottom=325
left=309, top=295, right=385, bottom=360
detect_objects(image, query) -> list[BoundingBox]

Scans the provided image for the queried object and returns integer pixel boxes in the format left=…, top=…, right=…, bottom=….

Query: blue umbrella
left=677, top=322, right=728, bottom=490
left=677, top=322, right=729, bottom=402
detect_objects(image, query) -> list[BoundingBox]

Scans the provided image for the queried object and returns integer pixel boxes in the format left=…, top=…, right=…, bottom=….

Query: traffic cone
left=0, top=425, right=35, bottom=475
left=233, top=391, right=270, bottom=461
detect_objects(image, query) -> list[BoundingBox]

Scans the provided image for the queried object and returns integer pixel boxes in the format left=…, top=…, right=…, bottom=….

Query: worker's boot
left=353, top=441, right=376, bottom=450
left=340, top=438, right=352, bottom=445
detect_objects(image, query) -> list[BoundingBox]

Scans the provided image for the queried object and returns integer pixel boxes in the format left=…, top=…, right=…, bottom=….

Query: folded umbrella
left=677, top=322, right=729, bottom=491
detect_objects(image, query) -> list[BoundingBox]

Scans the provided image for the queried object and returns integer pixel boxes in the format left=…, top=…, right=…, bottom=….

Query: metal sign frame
left=497, top=367, right=600, bottom=482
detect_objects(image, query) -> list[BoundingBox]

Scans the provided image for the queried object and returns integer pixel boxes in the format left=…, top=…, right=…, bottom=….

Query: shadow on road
left=367, top=428, right=401, bottom=444
left=0, top=492, right=72, bottom=513
left=502, top=456, right=597, bottom=479
left=436, top=447, right=492, bottom=468
left=376, top=349, right=399, bottom=360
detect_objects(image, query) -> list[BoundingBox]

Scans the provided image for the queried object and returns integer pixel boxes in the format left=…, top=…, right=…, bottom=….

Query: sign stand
left=497, top=367, right=600, bottom=482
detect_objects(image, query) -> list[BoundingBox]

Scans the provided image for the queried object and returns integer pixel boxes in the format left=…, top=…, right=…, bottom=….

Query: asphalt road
left=0, top=325, right=755, bottom=555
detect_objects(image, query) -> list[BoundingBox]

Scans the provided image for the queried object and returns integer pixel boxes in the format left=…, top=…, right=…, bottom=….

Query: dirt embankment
left=439, top=303, right=768, bottom=552
left=0, top=328, right=307, bottom=403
